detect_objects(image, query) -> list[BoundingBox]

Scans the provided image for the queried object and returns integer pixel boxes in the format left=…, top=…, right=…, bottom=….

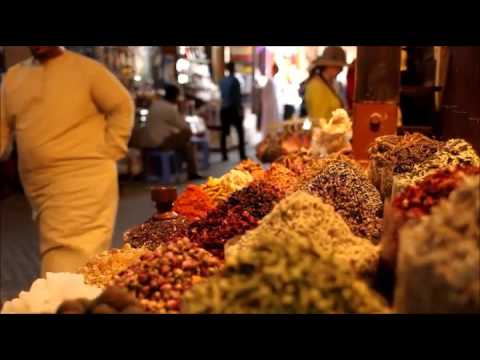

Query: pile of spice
left=262, top=163, right=299, bottom=196
left=234, top=159, right=265, bottom=180
left=188, top=181, right=283, bottom=258
left=78, top=244, right=148, bottom=288
left=380, top=165, right=480, bottom=275
left=172, top=184, right=216, bottom=220
left=303, top=158, right=384, bottom=243
left=368, top=133, right=442, bottom=199
left=275, top=149, right=318, bottom=176
left=57, top=286, right=146, bottom=314
left=392, top=138, right=480, bottom=195
left=113, top=238, right=223, bottom=313
left=182, top=233, right=388, bottom=314
left=395, top=175, right=480, bottom=313
left=227, top=191, right=380, bottom=278
left=124, top=187, right=192, bottom=250
left=124, top=214, right=191, bottom=250
left=201, top=169, right=254, bottom=205
left=256, top=133, right=285, bottom=163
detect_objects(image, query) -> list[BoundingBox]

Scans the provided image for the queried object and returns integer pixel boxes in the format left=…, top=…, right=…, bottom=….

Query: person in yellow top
left=0, top=46, right=134, bottom=276
left=304, top=46, right=348, bottom=121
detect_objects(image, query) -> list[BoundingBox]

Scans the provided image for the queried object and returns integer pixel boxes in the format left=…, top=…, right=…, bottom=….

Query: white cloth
left=261, top=79, right=281, bottom=136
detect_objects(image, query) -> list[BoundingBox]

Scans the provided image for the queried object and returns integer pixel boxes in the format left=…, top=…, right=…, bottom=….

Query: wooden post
left=352, top=46, right=401, bottom=160
left=211, top=46, right=225, bottom=83
left=3, top=46, right=31, bottom=69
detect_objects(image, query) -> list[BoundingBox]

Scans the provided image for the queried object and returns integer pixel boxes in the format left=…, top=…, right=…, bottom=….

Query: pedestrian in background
left=219, top=62, right=247, bottom=161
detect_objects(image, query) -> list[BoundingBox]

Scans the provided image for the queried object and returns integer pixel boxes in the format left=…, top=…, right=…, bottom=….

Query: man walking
left=0, top=46, right=134, bottom=276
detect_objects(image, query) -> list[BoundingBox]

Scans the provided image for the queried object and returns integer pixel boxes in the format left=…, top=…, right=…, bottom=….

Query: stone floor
left=0, top=147, right=258, bottom=303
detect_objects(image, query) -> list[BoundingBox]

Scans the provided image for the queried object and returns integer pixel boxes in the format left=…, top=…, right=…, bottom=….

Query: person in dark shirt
left=219, top=62, right=247, bottom=161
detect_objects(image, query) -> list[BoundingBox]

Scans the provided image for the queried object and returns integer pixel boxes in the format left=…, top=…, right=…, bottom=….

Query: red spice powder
left=173, top=184, right=216, bottom=221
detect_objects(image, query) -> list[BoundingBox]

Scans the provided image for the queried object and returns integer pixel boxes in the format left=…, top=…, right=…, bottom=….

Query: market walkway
left=0, top=148, right=258, bottom=303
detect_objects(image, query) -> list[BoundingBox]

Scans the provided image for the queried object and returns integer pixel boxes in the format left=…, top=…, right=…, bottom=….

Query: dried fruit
left=113, top=238, right=223, bottom=313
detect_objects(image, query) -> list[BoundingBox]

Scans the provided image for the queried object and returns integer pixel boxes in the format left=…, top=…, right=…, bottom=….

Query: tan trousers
left=22, top=160, right=119, bottom=277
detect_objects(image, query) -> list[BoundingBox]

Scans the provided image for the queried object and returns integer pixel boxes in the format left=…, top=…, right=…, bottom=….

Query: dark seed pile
left=304, top=159, right=384, bottom=243
left=124, top=214, right=191, bottom=250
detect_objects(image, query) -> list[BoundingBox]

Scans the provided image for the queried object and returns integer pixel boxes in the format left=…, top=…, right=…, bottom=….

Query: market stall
left=2, top=124, right=479, bottom=314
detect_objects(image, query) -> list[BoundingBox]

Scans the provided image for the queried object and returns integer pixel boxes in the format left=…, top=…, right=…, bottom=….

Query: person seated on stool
left=138, top=84, right=204, bottom=181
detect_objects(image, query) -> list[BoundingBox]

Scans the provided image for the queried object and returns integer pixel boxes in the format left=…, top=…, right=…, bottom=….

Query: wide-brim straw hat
left=309, top=46, right=348, bottom=71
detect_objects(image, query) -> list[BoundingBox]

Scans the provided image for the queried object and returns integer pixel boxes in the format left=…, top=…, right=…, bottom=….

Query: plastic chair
left=143, top=150, right=180, bottom=184
left=191, top=136, right=210, bottom=170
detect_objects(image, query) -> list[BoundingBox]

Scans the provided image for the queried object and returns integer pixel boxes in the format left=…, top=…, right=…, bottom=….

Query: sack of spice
left=381, top=165, right=480, bottom=275
left=391, top=138, right=480, bottom=196
left=368, top=133, right=442, bottom=200
left=394, top=175, right=480, bottom=313
left=183, top=230, right=389, bottom=314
